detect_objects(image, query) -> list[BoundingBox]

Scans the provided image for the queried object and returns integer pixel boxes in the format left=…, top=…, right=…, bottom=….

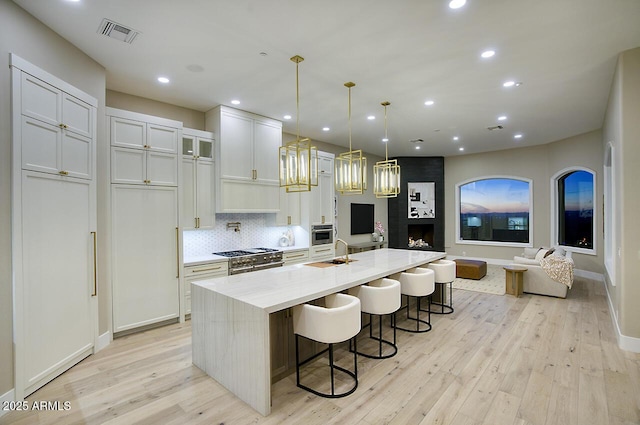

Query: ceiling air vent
left=97, top=19, right=140, bottom=44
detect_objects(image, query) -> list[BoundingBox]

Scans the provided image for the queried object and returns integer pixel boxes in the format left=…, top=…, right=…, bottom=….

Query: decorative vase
left=372, top=233, right=379, bottom=242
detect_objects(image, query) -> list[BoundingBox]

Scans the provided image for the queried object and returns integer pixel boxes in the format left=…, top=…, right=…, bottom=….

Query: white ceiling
left=14, top=0, right=640, bottom=158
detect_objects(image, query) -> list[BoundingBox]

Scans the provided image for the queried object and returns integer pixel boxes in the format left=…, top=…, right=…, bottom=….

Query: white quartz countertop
left=192, top=248, right=446, bottom=313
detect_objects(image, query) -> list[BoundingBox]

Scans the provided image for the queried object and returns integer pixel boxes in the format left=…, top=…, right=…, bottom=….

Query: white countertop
left=192, top=248, right=446, bottom=313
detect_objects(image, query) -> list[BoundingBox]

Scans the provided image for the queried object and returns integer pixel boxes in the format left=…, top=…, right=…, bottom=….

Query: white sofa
left=512, top=247, right=573, bottom=298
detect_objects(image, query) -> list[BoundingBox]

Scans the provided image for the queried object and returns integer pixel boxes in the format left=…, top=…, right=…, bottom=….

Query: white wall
left=444, top=130, right=604, bottom=274
left=603, top=47, right=640, bottom=342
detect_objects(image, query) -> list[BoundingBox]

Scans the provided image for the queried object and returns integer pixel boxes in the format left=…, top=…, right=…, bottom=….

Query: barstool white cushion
left=293, top=293, right=361, bottom=344
left=427, top=259, right=456, bottom=314
left=293, top=293, right=361, bottom=398
left=392, top=267, right=435, bottom=297
left=427, top=259, right=456, bottom=283
left=348, top=278, right=401, bottom=359
left=390, top=267, right=435, bottom=333
left=349, top=278, right=401, bottom=315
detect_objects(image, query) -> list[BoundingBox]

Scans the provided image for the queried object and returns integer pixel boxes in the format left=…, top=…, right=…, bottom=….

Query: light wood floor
left=3, top=275, right=639, bottom=425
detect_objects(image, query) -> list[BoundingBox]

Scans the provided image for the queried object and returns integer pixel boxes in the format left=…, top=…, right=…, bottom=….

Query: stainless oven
left=311, top=224, right=334, bottom=246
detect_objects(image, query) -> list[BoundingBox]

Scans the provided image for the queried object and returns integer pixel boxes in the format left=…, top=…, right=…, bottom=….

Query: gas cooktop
left=213, top=248, right=280, bottom=257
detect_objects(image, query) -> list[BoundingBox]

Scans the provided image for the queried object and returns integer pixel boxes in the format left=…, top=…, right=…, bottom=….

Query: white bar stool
left=390, top=267, right=435, bottom=333
left=427, top=259, right=456, bottom=314
left=348, top=277, right=401, bottom=359
left=293, top=293, right=361, bottom=398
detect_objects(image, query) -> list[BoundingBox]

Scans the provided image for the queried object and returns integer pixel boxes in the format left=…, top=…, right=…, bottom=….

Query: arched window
left=552, top=168, right=596, bottom=254
left=456, top=176, right=533, bottom=247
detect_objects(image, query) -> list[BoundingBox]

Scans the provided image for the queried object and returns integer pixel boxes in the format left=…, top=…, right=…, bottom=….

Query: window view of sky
left=562, top=171, right=593, bottom=212
left=460, top=178, right=530, bottom=214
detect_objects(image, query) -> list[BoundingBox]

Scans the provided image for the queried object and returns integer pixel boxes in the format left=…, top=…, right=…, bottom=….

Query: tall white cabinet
left=181, top=128, right=215, bottom=229
left=205, top=105, right=282, bottom=212
left=108, top=108, right=181, bottom=333
left=10, top=55, right=98, bottom=398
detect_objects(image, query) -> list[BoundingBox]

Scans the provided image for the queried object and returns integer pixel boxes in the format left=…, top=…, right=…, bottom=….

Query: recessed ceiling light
left=415, top=146, right=421, bottom=150
left=382, top=138, right=389, bottom=143
left=498, top=115, right=507, bottom=121
left=157, top=77, right=170, bottom=84
left=453, top=136, right=459, bottom=141
left=231, top=99, right=240, bottom=105
left=481, top=50, right=495, bottom=59
left=503, top=81, right=515, bottom=87
left=459, top=147, right=465, bottom=151
left=322, top=127, right=330, bottom=131
left=283, top=115, right=292, bottom=120
left=424, top=100, right=435, bottom=106
left=367, top=115, right=376, bottom=120
left=514, top=134, right=523, bottom=139
left=449, top=0, right=466, bottom=9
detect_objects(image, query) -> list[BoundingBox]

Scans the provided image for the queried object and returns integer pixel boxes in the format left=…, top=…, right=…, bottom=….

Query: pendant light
left=335, top=82, right=367, bottom=195
left=373, top=101, right=401, bottom=198
left=279, top=55, right=318, bottom=192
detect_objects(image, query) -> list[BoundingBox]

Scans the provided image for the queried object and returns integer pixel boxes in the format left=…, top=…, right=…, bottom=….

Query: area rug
left=452, top=264, right=505, bottom=295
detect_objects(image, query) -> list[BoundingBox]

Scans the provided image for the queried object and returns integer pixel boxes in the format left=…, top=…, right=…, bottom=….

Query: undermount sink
left=322, top=258, right=356, bottom=265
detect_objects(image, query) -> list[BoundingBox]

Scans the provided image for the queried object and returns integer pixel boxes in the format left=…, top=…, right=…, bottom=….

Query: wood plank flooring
left=2, top=275, right=639, bottom=425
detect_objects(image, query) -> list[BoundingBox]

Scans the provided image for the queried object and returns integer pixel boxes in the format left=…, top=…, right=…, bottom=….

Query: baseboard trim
left=604, top=282, right=640, bottom=353
left=0, top=388, right=15, bottom=418
left=96, top=330, right=112, bottom=353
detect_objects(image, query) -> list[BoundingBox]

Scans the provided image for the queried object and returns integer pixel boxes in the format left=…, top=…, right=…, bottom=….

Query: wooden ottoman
left=454, top=259, right=487, bottom=280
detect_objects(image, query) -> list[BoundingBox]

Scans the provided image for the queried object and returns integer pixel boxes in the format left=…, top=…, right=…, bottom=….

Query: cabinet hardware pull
left=196, top=217, right=200, bottom=228
left=59, top=170, right=69, bottom=176
left=144, top=144, right=150, bottom=149
left=91, top=231, right=97, bottom=297
left=287, top=253, right=305, bottom=258
left=195, top=217, right=198, bottom=228
left=287, top=216, right=291, bottom=225
left=321, top=215, right=325, bottom=223
left=192, top=265, right=223, bottom=273
left=175, top=227, right=180, bottom=278
left=63, top=124, right=68, bottom=129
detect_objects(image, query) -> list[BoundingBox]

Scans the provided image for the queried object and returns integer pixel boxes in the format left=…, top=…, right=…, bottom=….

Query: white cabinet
left=108, top=108, right=182, bottom=334
left=183, top=261, right=228, bottom=315
left=19, top=73, right=93, bottom=180
left=310, top=245, right=335, bottom=261
left=109, top=112, right=180, bottom=186
left=182, top=129, right=215, bottom=229
left=274, top=188, right=301, bottom=226
left=111, top=185, right=180, bottom=333
left=282, top=249, right=309, bottom=265
left=10, top=54, right=98, bottom=398
left=205, top=105, right=282, bottom=212
left=309, top=151, right=335, bottom=225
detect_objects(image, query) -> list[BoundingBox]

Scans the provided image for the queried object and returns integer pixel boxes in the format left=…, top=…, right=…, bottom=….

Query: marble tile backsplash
left=183, top=213, right=309, bottom=257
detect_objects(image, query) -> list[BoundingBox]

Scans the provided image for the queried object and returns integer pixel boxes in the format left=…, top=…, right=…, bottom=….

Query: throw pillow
left=544, top=247, right=556, bottom=258
left=535, top=248, right=549, bottom=262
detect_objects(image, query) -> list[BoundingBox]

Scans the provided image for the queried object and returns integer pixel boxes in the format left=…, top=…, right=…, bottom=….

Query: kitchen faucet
left=334, top=238, right=350, bottom=264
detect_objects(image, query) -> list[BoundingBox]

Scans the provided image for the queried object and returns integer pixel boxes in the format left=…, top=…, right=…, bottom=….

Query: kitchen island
left=191, top=248, right=446, bottom=415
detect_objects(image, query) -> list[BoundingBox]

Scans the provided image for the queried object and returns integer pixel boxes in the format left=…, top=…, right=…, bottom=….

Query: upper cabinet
left=205, top=105, right=282, bottom=212
left=309, top=151, right=335, bottom=225
left=182, top=128, right=215, bottom=229
left=20, top=73, right=94, bottom=180
left=108, top=109, right=181, bottom=187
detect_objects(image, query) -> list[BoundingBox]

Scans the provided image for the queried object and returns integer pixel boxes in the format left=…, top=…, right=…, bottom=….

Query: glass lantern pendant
left=335, top=82, right=367, bottom=195
left=279, top=55, right=318, bottom=192
left=373, top=101, right=401, bottom=198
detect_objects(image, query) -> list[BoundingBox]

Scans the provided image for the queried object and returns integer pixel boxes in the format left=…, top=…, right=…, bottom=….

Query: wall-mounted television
left=351, top=203, right=374, bottom=235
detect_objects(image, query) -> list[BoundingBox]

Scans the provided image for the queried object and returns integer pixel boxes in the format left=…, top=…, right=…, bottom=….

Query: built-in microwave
left=311, top=224, right=334, bottom=246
